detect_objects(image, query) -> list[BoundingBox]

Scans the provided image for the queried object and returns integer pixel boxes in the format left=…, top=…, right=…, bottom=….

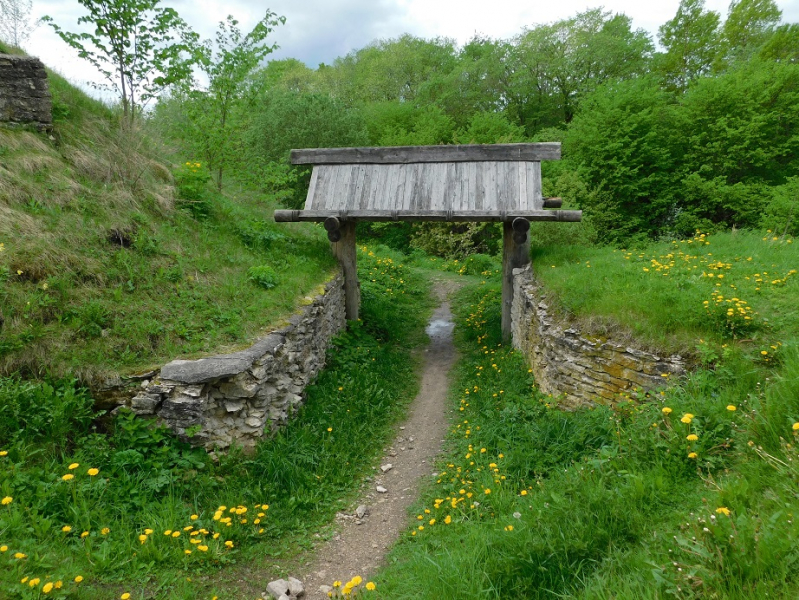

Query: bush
left=248, top=265, right=278, bottom=289
left=173, top=161, right=213, bottom=218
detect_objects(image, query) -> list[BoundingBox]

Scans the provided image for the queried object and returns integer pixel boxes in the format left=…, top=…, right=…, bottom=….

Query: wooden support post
left=502, top=220, right=531, bottom=342
left=331, top=221, right=360, bottom=321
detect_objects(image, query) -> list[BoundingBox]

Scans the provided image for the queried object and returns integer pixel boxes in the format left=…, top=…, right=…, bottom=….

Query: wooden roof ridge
left=290, top=142, right=561, bottom=165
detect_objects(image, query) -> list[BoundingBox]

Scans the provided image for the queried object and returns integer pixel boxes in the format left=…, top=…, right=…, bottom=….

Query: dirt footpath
left=298, top=278, right=460, bottom=597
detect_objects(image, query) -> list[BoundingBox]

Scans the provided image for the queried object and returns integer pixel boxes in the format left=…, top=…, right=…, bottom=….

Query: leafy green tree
left=43, top=0, right=198, bottom=123
left=512, top=9, right=653, bottom=130
left=718, top=0, right=782, bottom=65
left=657, top=0, right=721, bottom=90
left=246, top=90, right=369, bottom=208
left=758, top=23, right=799, bottom=63
left=564, top=77, right=679, bottom=243
left=423, top=36, right=514, bottom=127
left=186, top=12, right=285, bottom=191
left=321, top=34, right=458, bottom=105
left=454, top=112, right=526, bottom=144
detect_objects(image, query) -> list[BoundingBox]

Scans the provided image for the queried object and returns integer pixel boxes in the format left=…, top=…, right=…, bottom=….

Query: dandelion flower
left=198, top=545, right=208, bottom=552
left=0, top=450, right=7, bottom=456
left=662, top=407, right=672, bottom=415
left=225, top=540, right=234, bottom=548
left=87, top=468, right=99, bottom=476
left=74, top=576, right=83, bottom=583
left=688, top=452, right=698, bottom=459
left=366, top=582, right=376, bottom=591
left=0, top=545, right=6, bottom=552
left=62, top=525, right=72, bottom=533
left=716, top=507, right=731, bottom=516
left=61, top=474, right=74, bottom=481
left=1, top=496, right=11, bottom=505
left=138, top=534, right=147, bottom=544
left=687, top=434, right=699, bottom=441
left=68, top=463, right=79, bottom=470
left=793, top=423, right=799, bottom=431
left=171, top=531, right=180, bottom=538
left=727, top=405, right=737, bottom=411
left=101, top=527, right=110, bottom=535
left=333, top=581, right=341, bottom=588
left=680, top=413, right=694, bottom=424
left=520, top=490, right=528, bottom=496
left=43, top=582, right=54, bottom=593
left=190, top=514, right=198, bottom=520
left=13, top=552, right=26, bottom=559
left=121, top=594, right=131, bottom=599
left=81, top=531, right=89, bottom=538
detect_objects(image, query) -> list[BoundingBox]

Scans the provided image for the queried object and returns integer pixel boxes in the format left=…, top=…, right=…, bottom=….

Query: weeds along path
left=298, top=278, right=461, bottom=598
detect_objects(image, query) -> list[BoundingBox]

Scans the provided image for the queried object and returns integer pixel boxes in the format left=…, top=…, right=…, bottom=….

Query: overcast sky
left=23, top=0, right=799, bottom=98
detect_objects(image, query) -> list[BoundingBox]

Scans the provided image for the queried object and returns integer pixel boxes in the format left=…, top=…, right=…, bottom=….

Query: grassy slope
left=0, top=245, right=433, bottom=598
left=530, top=230, right=797, bottom=355
left=374, top=233, right=799, bottom=599
left=0, top=51, right=336, bottom=382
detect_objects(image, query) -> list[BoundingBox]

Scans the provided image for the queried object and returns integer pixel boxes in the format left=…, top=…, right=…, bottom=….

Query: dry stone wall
left=511, top=266, right=687, bottom=408
left=126, top=273, right=346, bottom=450
left=0, top=55, right=52, bottom=129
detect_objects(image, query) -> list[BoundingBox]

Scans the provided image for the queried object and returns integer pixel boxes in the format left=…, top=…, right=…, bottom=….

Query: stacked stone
left=511, top=266, right=686, bottom=408
left=129, top=274, right=346, bottom=450
left=0, top=55, right=52, bottom=129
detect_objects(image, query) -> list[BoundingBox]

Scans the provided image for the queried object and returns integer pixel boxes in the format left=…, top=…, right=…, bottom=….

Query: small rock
left=288, top=577, right=304, bottom=597
left=278, top=595, right=290, bottom=600
left=320, top=586, right=333, bottom=595
left=376, top=485, right=388, bottom=493
left=389, top=450, right=397, bottom=457
left=372, top=543, right=379, bottom=548
left=400, top=426, right=405, bottom=430
left=408, top=436, right=415, bottom=442
left=380, top=463, right=393, bottom=473
left=267, top=579, right=289, bottom=599
left=513, top=512, right=522, bottom=519
left=355, top=505, right=368, bottom=519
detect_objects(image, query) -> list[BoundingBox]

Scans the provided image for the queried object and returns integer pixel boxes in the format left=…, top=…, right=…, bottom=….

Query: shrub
left=248, top=265, right=278, bottom=289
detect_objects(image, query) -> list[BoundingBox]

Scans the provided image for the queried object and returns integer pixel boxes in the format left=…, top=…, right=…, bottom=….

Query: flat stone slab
left=160, top=333, right=286, bottom=384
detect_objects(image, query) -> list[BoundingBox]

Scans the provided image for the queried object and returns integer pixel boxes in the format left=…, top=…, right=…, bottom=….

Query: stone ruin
left=0, top=54, right=52, bottom=130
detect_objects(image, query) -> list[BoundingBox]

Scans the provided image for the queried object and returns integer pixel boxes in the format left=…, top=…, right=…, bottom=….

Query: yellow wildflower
left=1, top=496, right=11, bottom=505
left=687, top=434, right=699, bottom=441
left=716, top=507, right=731, bottom=516
left=87, top=468, right=99, bottom=476
left=727, top=405, right=737, bottom=411
left=61, top=474, right=74, bottom=481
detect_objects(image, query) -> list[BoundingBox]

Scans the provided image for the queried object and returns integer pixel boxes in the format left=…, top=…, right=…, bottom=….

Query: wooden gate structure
left=273, top=143, right=581, bottom=340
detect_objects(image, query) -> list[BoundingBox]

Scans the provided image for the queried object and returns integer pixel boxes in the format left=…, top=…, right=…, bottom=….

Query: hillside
left=0, top=49, right=335, bottom=383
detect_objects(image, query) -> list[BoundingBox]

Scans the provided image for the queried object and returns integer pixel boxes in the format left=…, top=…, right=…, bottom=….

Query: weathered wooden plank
left=428, top=163, right=446, bottom=210
left=543, top=196, right=562, bottom=208
left=474, top=163, right=484, bottom=210
left=291, top=143, right=561, bottom=165
left=351, top=165, right=367, bottom=211
left=466, top=162, right=476, bottom=212
left=528, top=162, right=543, bottom=210
left=519, top=161, right=528, bottom=210
left=274, top=209, right=583, bottom=222
left=356, top=165, right=375, bottom=210
left=483, top=163, right=497, bottom=212
left=305, top=167, right=321, bottom=210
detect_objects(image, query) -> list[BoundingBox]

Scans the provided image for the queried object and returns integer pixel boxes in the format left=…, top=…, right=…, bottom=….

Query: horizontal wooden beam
left=274, top=209, right=582, bottom=223
left=542, top=196, right=563, bottom=208
left=290, top=143, right=561, bottom=165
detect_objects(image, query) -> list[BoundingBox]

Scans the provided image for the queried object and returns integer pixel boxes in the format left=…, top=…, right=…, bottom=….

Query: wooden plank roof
left=290, top=143, right=562, bottom=214
left=302, top=161, right=544, bottom=212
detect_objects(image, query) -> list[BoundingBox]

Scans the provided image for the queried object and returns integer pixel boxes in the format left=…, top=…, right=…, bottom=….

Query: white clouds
left=22, top=0, right=799, bottom=97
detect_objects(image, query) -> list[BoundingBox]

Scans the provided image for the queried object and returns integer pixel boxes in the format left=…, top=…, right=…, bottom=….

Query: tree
left=513, top=9, right=653, bottom=130
left=718, top=0, right=782, bottom=65
left=657, top=0, right=721, bottom=90
left=185, top=12, right=285, bottom=191
left=42, top=0, right=198, bottom=123
left=0, top=0, right=33, bottom=47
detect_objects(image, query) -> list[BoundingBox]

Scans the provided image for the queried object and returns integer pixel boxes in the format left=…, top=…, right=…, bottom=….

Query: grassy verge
left=0, top=245, right=433, bottom=599
left=531, top=230, right=797, bottom=354
left=373, top=243, right=799, bottom=598
left=1, top=59, right=338, bottom=382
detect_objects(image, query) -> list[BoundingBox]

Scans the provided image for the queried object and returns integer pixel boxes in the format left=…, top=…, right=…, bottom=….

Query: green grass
left=0, top=245, right=433, bottom=598
left=530, top=230, right=798, bottom=354
left=0, top=63, right=340, bottom=382
left=372, top=247, right=799, bottom=599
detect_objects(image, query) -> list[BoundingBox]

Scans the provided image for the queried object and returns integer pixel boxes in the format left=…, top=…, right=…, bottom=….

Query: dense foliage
left=144, top=0, right=798, bottom=249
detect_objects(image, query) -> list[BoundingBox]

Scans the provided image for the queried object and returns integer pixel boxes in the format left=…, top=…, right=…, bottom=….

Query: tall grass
left=374, top=237, right=799, bottom=599
left=0, top=246, right=432, bottom=598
